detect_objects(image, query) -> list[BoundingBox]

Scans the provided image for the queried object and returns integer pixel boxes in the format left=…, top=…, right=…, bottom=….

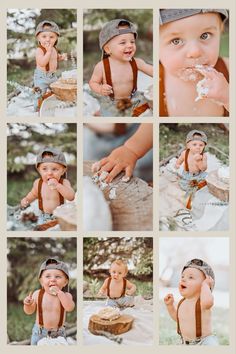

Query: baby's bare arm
left=55, top=179, right=75, bottom=201
left=36, top=47, right=53, bottom=68
left=135, top=58, right=153, bottom=77
left=23, top=290, right=37, bottom=315
left=21, top=179, right=39, bottom=207
left=92, top=124, right=153, bottom=183
left=57, top=291, right=75, bottom=312
left=164, top=294, right=177, bottom=321
left=98, top=279, right=108, bottom=296
left=175, top=151, right=185, bottom=169
left=196, top=153, right=207, bottom=171
left=89, top=61, right=112, bottom=96
left=200, top=276, right=214, bottom=310
left=126, top=280, right=136, bottom=295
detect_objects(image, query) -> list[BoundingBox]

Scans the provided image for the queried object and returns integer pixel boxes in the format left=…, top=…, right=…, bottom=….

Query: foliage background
left=7, top=123, right=77, bottom=206
left=83, top=237, right=153, bottom=299
left=7, top=8, right=77, bottom=95
left=159, top=123, right=229, bottom=165
left=7, top=237, right=77, bottom=342
left=83, top=9, right=153, bottom=83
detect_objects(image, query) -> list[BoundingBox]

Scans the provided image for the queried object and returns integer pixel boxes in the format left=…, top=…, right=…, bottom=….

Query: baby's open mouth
left=180, top=284, right=187, bottom=289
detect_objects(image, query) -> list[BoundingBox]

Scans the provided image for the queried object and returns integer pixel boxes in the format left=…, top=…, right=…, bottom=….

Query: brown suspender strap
left=58, top=177, right=65, bottom=205
left=107, top=277, right=126, bottom=298
left=107, top=277, right=111, bottom=297
left=38, top=288, right=45, bottom=327
left=38, top=178, right=64, bottom=212
left=215, top=57, right=229, bottom=83
left=103, top=57, right=138, bottom=100
left=176, top=298, right=185, bottom=335
left=103, top=57, right=114, bottom=99
left=186, top=180, right=207, bottom=209
left=38, top=45, right=50, bottom=72
left=184, top=149, right=190, bottom=172
left=38, top=178, right=43, bottom=211
left=195, top=298, right=202, bottom=338
left=58, top=303, right=65, bottom=328
left=129, top=58, right=138, bottom=95
left=159, top=62, right=168, bottom=117
left=121, top=278, right=127, bottom=297
left=177, top=297, right=202, bottom=338
left=37, top=287, right=65, bottom=329
left=214, top=57, right=229, bottom=117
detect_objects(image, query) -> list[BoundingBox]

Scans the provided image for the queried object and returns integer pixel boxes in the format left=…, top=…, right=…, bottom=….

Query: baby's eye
left=171, top=38, right=183, bottom=46
left=56, top=275, right=62, bottom=279
left=200, top=32, right=211, bottom=40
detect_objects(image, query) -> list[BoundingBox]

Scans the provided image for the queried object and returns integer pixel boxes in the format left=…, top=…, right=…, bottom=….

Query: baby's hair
left=110, top=259, right=128, bottom=273
left=42, top=151, right=53, bottom=158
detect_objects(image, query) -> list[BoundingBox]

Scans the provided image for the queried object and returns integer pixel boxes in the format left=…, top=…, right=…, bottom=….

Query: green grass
left=83, top=275, right=153, bottom=300
left=159, top=301, right=229, bottom=345
left=7, top=177, right=35, bottom=206
left=7, top=302, right=77, bottom=343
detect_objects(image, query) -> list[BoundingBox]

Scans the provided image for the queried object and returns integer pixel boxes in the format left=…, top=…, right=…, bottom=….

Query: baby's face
left=179, top=267, right=205, bottom=298
left=37, top=29, right=58, bottom=48
left=40, top=269, right=68, bottom=292
left=159, top=13, right=222, bottom=81
left=187, top=139, right=205, bottom=154
left=104, top=32, right=136, bottom=61
left=38, top=162, right=66, bottom=182
left=110, top=263, right=127, bottom=281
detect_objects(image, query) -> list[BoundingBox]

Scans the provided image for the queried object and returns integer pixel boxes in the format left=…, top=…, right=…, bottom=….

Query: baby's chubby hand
left=195, top=66, right=229, bottom=108
left=49, top=285, right=60, bottom=296
left=164, top=293, right=174, bottom=306
left=92, top=145, right=138, bottom=183
left=23, top=291, right=34, bottom=306
left=100, top=84, right=113, bottom=96
left=59, top=53, right=68, bottom=61
left=202, top=275, right=214, bottom=290
left=21, top=197, right=29, bottom=208
left=193, top=153, right=203, bottom=162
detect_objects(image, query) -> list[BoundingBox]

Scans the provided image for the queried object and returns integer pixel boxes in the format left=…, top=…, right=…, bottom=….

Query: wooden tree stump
left=206, top=170, right=229, bottom=202
left=88, top=314, right=134, bottom=335
left=50, top=80, right=77, bottom=102
left=83, top=161, right=153, bottom=231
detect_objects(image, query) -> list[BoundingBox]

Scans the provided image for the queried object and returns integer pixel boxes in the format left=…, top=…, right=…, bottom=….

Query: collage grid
left=0, top=0, right=235, bottom=353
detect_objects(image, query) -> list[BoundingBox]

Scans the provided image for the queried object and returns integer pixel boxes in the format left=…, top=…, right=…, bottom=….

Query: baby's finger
left=106, top=164, right=124, bottom=183
left=92, top=161, right=101, bottom=173
left=123, top=166, right=133, bottom=181
left=100, top=160, right=116, bottom=173
left=28, top=291, right=33, bottom=298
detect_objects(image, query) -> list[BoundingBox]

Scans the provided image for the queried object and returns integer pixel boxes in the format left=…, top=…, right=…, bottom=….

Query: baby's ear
left=104, top=44, right=111, bottom=55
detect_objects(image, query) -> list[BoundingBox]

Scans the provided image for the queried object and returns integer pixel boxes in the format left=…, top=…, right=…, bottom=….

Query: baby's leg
left=117, top=295, right=135, bottom=308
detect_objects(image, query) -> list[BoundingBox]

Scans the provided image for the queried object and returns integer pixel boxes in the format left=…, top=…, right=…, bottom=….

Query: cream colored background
left=0, top=0, right=235, bottom=353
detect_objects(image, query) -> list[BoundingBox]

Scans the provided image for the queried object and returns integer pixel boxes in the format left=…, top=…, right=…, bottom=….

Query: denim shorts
left=182, top=334, right=219, bottom=346
left=37, top=212, right=56, bottom=225
left=106, top=295, right=134, bottom=308
left=31, top=323, right=66, bottom=345
left=34, top=68, right=57, bottom=94
left=179, top=170, right=207, bottom=192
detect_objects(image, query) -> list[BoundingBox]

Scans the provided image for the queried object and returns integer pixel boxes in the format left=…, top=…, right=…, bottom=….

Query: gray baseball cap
left=182, top=258, right=215, bottom=290
left=36, top=147, right=67, bottom=168
left=99, top=19, right=138, bottom=50
left=38, top=258, right=69, bottom=279
left=35, top=20, right=60, bottom=37
left=159, top=9, right=228, bottom=25
left=186, top=130, right=207, bottom=145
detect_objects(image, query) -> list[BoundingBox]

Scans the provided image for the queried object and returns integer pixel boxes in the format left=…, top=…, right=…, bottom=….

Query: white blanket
left=83, top=297, right=153, bottom=346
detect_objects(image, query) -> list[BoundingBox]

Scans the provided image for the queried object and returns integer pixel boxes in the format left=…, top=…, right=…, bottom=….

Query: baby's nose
left=186, top=41, right=202, bottom=59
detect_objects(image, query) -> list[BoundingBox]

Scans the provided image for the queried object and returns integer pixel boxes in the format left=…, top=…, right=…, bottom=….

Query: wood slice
left=83, top=161, right=153, bottom=231
left=88, top=314, right=134, bottom=335
left=50, top=80, right=77, bottom=102
left=206, top=170, right=229, bottom=202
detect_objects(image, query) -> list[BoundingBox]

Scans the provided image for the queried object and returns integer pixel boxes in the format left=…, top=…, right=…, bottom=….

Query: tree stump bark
left=88, top=314, right=134, bottom=335
left=83, top=161, right=153, bottom=231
